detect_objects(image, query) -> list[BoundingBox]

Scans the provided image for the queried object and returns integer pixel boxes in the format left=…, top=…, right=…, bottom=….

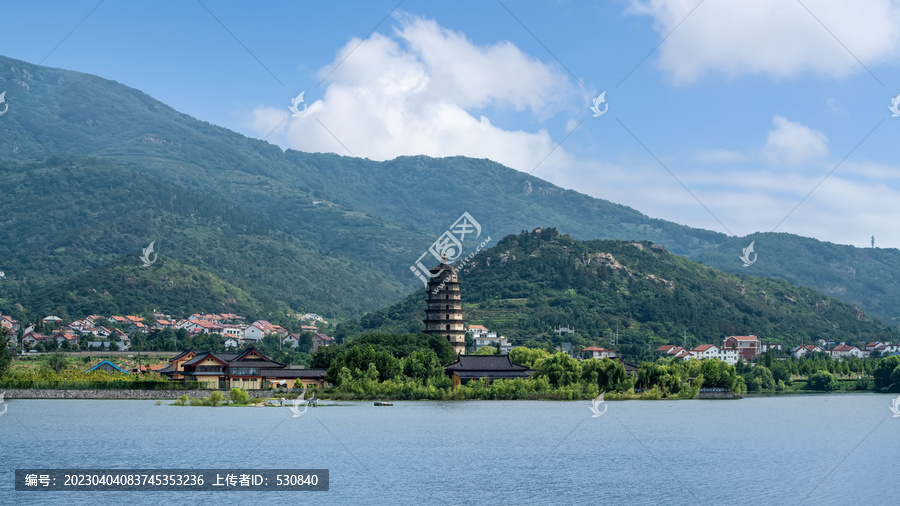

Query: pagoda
left=423, top=254, right=466, bottom=355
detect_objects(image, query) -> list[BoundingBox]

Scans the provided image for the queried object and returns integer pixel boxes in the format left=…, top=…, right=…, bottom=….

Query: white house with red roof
left=155, top=318, right=175, bottom=329
left=468, top=324, right=490, bottom=339
left=690, top=344, right=739, bottom=364
left=1, top=315, right=20, bottom=332
left=724, top=335, right=760, bottom=361
left=830, top=344, right=864, bottom=360
left=52, top=330, right=78, bottom=345
left=791, top=345, right=823, bottom=359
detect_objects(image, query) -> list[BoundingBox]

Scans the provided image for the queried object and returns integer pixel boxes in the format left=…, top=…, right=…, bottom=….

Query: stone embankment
left=2, top=389, right=273, bottom=399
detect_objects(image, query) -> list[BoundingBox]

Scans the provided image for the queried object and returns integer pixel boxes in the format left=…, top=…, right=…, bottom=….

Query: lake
left=0, top=393, right=898, bottom=505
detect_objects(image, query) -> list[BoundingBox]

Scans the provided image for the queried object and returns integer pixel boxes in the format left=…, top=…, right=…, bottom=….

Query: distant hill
left=2, top=54, right=900, bottom=324
left=337, top=229, right=898, bottom=362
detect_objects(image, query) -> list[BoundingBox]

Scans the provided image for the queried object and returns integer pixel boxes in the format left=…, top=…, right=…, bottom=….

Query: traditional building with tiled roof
left=160, top=348, right=327, bottom=389
left=444, top=354, right=532, bottom=387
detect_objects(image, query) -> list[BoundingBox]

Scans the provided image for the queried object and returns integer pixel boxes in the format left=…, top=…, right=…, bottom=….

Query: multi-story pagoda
left=424, top=255, right=466, bottom=356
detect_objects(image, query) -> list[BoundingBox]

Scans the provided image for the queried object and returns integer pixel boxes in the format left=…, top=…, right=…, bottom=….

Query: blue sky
left=4, top=1, right=900, bottom=249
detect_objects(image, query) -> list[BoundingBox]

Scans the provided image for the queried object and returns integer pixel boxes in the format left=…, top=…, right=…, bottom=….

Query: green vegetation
left=3, top=53, right=900, bottom=327
left=0, top=329, right=12, bottom=378
left=229, top=387, right=250, bottom=404
left=340, top=229, right=899, bottom=363
left=309, top=335, right=742, bottom=400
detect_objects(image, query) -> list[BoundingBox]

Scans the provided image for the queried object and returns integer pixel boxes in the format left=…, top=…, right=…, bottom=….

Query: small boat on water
left=374, top=401, right=393, bottom=406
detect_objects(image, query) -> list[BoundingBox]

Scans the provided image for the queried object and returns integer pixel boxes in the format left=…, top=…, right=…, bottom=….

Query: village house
left=1, top=315, right=21, bottom=332
left=67, top=320, right=93, bottom=333
left=21, top=331, right=48, bottom=347
left=724, top=335, right=761, bottom=361
left=312, top=333, right=334, bottom=353
left=830, top=344, right=864, bottom=360
left=791, top=345, right=824, bottom=359
left=155, top=318, right=175, bottom=330
left=300, top=313, right=328, bottom=324
left=690, top=344, right=739, bottom=365
left=761, top=343, right=783, bottom=353
left=581, top=346, right=618, bottom=360
left=223, top=337, right=240, bottom=349
left=283, top=334, right=301, bottom=349
left=242, top=322, right=267, bottom=342
left=89, top=326, right=112, bottom=338
left=128, top=321, right=150, bottom=334
left=468, top=325, right=490, bottom=340
left=51, top=330, right=78, bottom=345
left=472, top=332, right=509, bottom=353
left=657, top=345, right=695, bottom=360
left=42, top=316, right=62, bottom=325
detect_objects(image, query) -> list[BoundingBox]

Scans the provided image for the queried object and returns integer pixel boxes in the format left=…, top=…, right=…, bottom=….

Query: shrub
left=229, top=388, right=250, bottom=404
left=806, top=371, right=837, bottom=391
left=207, top=391, right=224, bottom=407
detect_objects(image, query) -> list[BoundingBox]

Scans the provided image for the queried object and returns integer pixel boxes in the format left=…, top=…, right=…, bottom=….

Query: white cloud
left=251, top=14, right=580, bottom=173
left=694, top=148, right=747, bottom=163
left=762, top=116, right=828, bottom=166
left=550, top=158, right=900, bottom=249
left=628, top=0, right=900, bottom=82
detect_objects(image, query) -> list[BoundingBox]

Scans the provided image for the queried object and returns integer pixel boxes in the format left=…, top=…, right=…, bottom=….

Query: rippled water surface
left=1, top=394, right=898, bottom=505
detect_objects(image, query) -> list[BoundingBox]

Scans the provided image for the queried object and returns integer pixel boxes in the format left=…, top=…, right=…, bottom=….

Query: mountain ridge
left=2, top=53, right=899, bottom=324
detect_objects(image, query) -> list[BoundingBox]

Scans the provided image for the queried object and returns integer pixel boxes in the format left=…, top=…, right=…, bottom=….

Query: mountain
left=2, top=54, right=900, bottom=324
left=338, top=229, right=899, bottom=361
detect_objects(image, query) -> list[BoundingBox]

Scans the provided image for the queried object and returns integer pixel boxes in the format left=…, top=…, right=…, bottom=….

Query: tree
left=536, top=352, right=581, bottom=388
left=47, top=352, right=68, bottom=373
left=889, top=365, right=900, bottom=391
left=873, top=356, right=900, bottom=389
left=510, top=347, right=551, bottom=369
left=581, top=358, right=627, bottom=392
left=745, top=366, right=775, bottom=391
left=0, top=329, right=12, bottom=378
left=806, top=371, right=837, bottom=391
